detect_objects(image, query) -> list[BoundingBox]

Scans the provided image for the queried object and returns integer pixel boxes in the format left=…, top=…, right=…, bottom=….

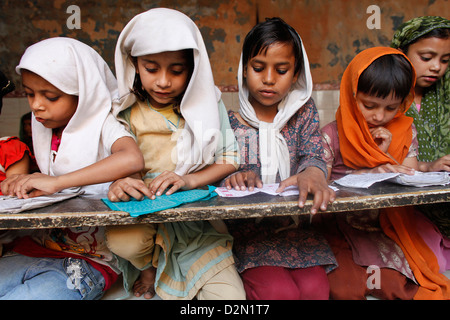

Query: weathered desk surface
left=0, top=182, right=449, bottom=230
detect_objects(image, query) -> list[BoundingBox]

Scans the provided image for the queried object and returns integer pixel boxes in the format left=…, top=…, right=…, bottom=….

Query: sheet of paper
left=0, top=191, right=82, bottom=214
left=391, top=171, right=450, bottom=187
left=334, top=172, right=450, bottom=188
left=334, top=172, right=400, bottom=188
left=214, top=183, right=338, bottom=198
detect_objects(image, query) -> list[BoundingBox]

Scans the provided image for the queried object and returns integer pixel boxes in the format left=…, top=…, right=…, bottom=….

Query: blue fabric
left=102, top=186, right=217, bottom=217
left=0, top=255, right=105, bottom=300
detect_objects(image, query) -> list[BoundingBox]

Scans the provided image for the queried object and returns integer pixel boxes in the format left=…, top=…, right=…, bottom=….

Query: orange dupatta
left=336, top=47, right=415, bottom=169
left=336, top=47, right=449, bottom=299
left=380, top=208, right=450, bottom=300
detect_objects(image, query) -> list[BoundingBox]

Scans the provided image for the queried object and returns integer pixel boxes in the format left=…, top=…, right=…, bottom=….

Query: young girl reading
left=320, top=47, right=449, bottom=299
left=223, top=18, right=337, bottom=300
left=390, top=15, right=450, bottom=298
left=391, top=16, right=450, bottom=172
left=320, top=47, right=421, bottom=299
left=0, top=37, right=144, bottom=300
left=106, top=8, right=245, bottom=300
left=390, top=17, right=450, bottom=252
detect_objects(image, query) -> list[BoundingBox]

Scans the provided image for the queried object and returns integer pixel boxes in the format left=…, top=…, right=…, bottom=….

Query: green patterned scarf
left=391, top=16, right=450, bottom=162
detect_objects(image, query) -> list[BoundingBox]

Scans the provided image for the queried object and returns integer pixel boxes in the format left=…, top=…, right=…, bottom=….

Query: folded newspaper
left=334, top=171, right=450, bottom=189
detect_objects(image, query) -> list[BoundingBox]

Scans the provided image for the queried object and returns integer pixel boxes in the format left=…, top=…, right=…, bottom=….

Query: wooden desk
left=0, top=182, right=449, bottom=230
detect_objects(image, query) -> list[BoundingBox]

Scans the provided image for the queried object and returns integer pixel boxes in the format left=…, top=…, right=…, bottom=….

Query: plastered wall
left=0, top=0, right=448, bottom=136
left=1, top=0, right=448, bottom=89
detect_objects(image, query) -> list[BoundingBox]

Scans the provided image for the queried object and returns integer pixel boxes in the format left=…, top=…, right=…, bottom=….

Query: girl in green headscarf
left=392, top=16, right=450, bottom=238
left=391, top=16, right=450, bottom=171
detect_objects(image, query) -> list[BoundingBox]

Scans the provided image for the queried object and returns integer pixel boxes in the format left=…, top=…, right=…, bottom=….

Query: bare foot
left=133, top=267, right=156, bottom=299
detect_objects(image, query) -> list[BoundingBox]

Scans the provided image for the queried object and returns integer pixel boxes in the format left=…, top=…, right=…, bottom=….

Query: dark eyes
left=420, top=56, right=450, bottom=64
left=145, top=66, right=186, bottom=75
left=25, top=92, right=59, bottom=102
left=364, top=105, right=397, bottom=112
left=252, top=66, right=288, bottom=74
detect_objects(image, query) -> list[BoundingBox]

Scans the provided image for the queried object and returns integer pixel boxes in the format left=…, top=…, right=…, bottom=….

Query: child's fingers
left=246, top=174, right=257, bottom=191
left=14, top=176, right=33, bottom=198
left=164, top=183, right=182, bottom=196
left=310, top=190, right=324, bottom=214
left=2, top=174, right=23, bottom=196
left=224, top=178, right=232, bottom=190
left=108, top=178, right=150, bottom=202
left=297, top=186, right=308, bottom=210
left=246, top=171, right=263, bottom=191
left=315, top=187, right=336, bottom=211
left=108, top=189, right=130, bottom=202
left=150, top=172, right=185, bottom=197
left=231, top=173, right=247, bottom=191
left=255, top=175, right=263, bottom=188
left=276, top=176, right=295, bottom=193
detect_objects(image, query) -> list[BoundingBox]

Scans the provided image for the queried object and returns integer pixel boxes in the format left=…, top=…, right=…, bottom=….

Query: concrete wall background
left=1, top=0, right=448, bottom=89
left=0, top=0, right=448, bottom=136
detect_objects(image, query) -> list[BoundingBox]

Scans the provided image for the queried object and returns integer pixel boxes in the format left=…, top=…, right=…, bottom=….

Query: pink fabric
left=415, top=210, right=450, bottom=273
left=51, top=133, right=61, bottom=152
left=242, top=266, right=329, bottom=300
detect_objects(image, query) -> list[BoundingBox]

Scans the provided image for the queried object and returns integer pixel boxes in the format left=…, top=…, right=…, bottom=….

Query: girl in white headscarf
left=0, top=37, right=144, bottom=300
left=223, top=18, right=337, bottom=300
left=105, top=8, right=244, bottom=300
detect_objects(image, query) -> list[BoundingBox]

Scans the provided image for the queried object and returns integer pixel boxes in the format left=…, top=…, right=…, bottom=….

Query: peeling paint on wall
left=0, top=0, right=448, bottom=93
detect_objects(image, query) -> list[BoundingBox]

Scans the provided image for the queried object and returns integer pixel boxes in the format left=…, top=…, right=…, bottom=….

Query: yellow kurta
left=129, top=99, right=185, bottom=184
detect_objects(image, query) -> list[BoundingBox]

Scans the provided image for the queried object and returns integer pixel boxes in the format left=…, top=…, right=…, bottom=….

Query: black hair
left=400, top=28, right=450, bottom=53
left=242, top=17, right=303, bottom=76
left=358, top=54, right=414, bottom=102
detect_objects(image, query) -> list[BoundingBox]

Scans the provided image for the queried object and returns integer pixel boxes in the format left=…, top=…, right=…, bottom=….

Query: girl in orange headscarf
left=323, top=47, right=418, bottom=180
left=319, top=47, right=450, bottom=300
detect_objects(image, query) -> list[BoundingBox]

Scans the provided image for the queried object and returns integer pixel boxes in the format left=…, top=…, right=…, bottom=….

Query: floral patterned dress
left=224, top=98, right=337, bottom=273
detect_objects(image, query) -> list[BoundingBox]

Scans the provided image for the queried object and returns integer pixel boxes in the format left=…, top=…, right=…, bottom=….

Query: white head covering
left=16, top=37, right=119, bottom=193
left=237, top=33, right=313, bottom=183
left=113, top=8, right=221, bottom=175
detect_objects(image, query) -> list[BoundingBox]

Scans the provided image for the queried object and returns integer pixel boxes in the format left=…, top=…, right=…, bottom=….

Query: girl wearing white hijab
left=2, top=37, right=144, bottom=197
left=223, top=18, right=337, bottom=300
left=0, top=37, right=144, bottom=300
left=105, top=8, right=244, bottom=300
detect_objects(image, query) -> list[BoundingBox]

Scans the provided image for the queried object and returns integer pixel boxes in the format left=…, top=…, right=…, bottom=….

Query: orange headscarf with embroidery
left=336, top=47, right=416, bottom=169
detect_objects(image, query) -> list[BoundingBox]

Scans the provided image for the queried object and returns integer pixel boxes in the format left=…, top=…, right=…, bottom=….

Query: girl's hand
left=369, top=126, right=392, bottom=153
left=2, top=173, right=60, bottom=199
left=421, top=155, right=450, bottom=172
left=365, top=164, right=415, bottom=175
left=1, top=174, right=24, bottom=196
left=108, top=177, right=152, bottom=202
left=148, top=170, right=188, bottom=199
left=277, top=166, right=336, bottom=214
left=224, top=171, right=263, bottom=191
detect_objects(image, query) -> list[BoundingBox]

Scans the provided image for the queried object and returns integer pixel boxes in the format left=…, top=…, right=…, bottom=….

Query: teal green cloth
left=102, top=186, right=217, bottom=217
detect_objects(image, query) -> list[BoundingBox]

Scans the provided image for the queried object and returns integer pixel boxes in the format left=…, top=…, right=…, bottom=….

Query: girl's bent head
left=242, top=17, right=303, bottom=77
left=391, top=16, right=450, bottom=53
left=132, top=49, right=194, bottom=108
left=358, top=54, right=414, bottom=102
left=355, top=52, right=414, bottom=127
left=391, top=16, right=450, bottom=90
left=21, top=70, right=78, bottom=130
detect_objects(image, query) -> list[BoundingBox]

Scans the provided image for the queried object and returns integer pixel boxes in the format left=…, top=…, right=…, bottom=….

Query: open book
left=334, top=171, right=450, bottom=189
